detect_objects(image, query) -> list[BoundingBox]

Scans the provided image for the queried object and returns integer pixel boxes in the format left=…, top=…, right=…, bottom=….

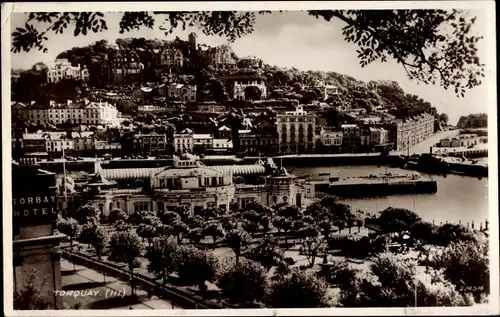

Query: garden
left=54, top=198, right=490, bottom=308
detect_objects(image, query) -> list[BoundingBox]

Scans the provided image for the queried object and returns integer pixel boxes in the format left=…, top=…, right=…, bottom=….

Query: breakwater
left=314, top=180, right=438, bottom=198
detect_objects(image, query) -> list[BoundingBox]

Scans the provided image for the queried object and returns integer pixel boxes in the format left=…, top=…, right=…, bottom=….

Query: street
left=60, top=259, right=181, bottom=310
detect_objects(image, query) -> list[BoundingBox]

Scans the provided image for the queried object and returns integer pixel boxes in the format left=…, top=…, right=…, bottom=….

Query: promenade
left=60, top=260, right=180, bottom=310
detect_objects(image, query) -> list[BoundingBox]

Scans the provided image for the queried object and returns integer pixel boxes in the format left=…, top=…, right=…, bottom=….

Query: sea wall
left=315, top=180, right=438, bottom=198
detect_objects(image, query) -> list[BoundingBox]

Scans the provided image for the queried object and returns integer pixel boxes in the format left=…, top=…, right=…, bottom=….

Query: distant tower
left=188, top=32, right=197, bottom=52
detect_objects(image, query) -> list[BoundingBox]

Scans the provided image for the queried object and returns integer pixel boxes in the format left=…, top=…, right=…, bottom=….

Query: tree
left=244, top=85, right=263, bottom=101
left=74, top=204, right=101, bottom=225
left=57, top=217, right=80, bottom=250
left=92, top=226, right=110, bottom=260
left=186, top=228, right=204, bottom=246
left=108, top=209, right=128, bottom=223
left=216, top=258, right=269, bottom=305
left=272, top=216, right=293, bottom=245
left=410, top=221, right=438, bottom=245
left=114, top=219, right=130, bottom=232
left=147, top=237, right=179, bottom=285
left=175, top=245, right=219, bottom=291
left=156, top=224, right=173, bottom=238
left=78, top=222, right=98, bottom=247
left=299, top=235, right=326, bottom=267
left=245, top=237, right=284, bottom=271
left=160, top=210, right=181, bottom=224
left=268, top=270, right=332, bottom=308
left=203, top=220, right=225, bottom=250
left=137, top=223, right=159, bottom=247
left=318, top=258, right=358, bottom=287
left=340, top=252, right=474, bottom=307
left=226, top=229, right=252, bottom=265
left=435, top=223, right=478, bottom=246
left=172, top=220, right=189, bottom=244
left=109, top=231, right=143, bottom=295
left=13, top=11, right=485, bottom=97
left=377, top=207, right=422, bottom=235
left=14, top=270, right=51, bottom=310
left=439, top=113, right=449, bottom=125
left=428, top=237, right=489, bottom=302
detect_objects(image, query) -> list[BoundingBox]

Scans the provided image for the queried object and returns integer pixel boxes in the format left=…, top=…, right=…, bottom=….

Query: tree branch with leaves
left=12, top=10, right=484, bottom=97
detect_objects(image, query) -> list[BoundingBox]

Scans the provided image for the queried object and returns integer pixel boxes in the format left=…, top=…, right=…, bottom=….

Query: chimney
left=485, top=219, right=489, bottom=230
left=471, top=221, right=474, bottom=229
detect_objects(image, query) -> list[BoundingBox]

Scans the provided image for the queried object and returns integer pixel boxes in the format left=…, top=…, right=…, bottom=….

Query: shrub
left=216, top=258, right=269, bottom=304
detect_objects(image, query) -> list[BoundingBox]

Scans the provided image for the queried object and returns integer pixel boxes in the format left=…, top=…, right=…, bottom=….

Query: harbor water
left=286, top=165, right=489, bottom=226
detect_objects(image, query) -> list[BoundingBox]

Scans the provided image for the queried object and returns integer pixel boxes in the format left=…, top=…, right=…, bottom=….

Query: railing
left=61, top=250, right=224, bottom=309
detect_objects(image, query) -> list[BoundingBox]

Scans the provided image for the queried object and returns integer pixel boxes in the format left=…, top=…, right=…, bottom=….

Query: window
left=204, top=177, right=210, bottom=186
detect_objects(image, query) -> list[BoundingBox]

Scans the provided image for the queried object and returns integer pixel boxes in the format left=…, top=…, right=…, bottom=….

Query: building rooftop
left=193, top=134, right=213, bottom=139
left=218, top=125, right=231, bottom=131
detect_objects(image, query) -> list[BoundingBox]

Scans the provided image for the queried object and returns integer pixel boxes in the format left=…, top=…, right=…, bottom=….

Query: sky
left=9, top=10, right=494, bottom=125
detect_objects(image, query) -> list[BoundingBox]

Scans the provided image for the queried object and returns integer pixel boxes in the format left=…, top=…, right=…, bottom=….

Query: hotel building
left=277, top=105, right=316, bottom=154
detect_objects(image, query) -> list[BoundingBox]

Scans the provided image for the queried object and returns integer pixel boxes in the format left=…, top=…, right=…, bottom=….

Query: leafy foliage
left=245, top=237, right=284, bottom=271
left=12, top=10, right=484, bottom=96
left=175, top=245, right=219, bottom=290
left=74, top=204, right=101, bottom=225
left=57, top=217, right=80, bottom=249
left=92, top=225, right=110, bottom=259
left=216, top=258, right=269, bottom=304
left=339, top=252, right=474, bottom=307
left=14, top=270, right=51, bottom=310
left=268, top=270, right=332, bottom=308
left=146, top=237, right=179, bottom=285
left=309, top=10, right=485, bottom=95
left=108, top=209, right=128, bottom=223
left=226, top=228, right=252, bottom=264
left=377, top=207, right=422, bottom=234
left=427, top=238, right=489, bottom=302
left=109, top=230, right=143, bottom=267
left=317, top=258, right=359, bottom=287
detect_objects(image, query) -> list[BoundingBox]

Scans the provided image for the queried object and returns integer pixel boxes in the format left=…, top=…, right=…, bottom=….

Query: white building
left=95, top=141, right=122, bottom=151
left=46, top=137, right=74, bottom=153
left=320, top=129, right=343, bottom=147
left=277, top=105, right=316, bottom=154
left=233, top=79, right=267, bottom=101
left=173, top=128, right=194, bottom=154
left=46, top=59, right=90, bottom=83
left=26, top=100, right=120, bottom=126
left=213, top=139, right=233, bottom=150
left=73, top=137, right=95, bottom=152
left=313, top=81, right=340, bottom=100
left=341, top=124, right=361, bottom=146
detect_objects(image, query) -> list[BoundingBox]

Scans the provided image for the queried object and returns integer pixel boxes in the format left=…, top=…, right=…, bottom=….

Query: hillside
left=13, top=37, right=440, bottom=119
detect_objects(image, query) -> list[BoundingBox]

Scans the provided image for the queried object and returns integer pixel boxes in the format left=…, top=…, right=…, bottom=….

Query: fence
left=61, top=250, right=224, bottom=309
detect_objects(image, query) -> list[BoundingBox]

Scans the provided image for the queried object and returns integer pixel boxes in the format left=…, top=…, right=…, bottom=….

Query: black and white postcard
left=2, top=1, right=498, bottom=316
